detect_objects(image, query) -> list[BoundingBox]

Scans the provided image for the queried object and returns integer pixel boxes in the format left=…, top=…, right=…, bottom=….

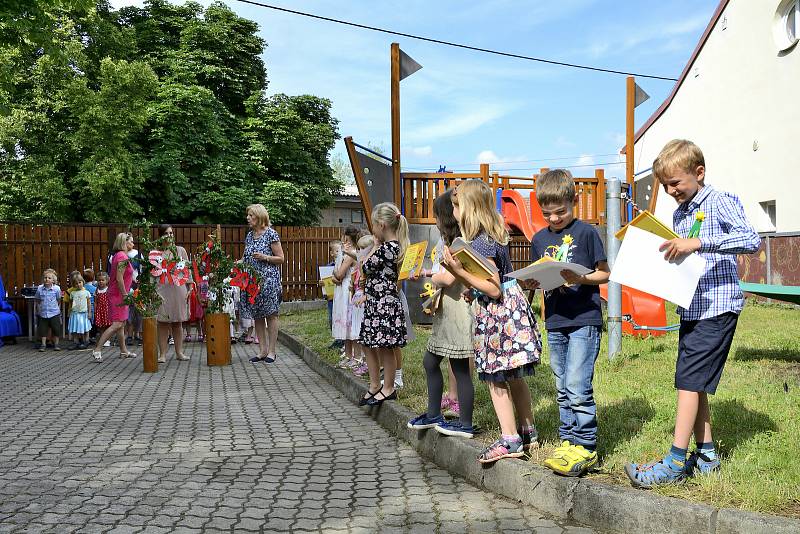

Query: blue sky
left=112, top=0, right=720, bottom=178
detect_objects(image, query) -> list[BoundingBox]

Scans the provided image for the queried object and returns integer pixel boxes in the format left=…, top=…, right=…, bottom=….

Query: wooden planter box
left=142, top=317, right=158, bottom=373
left=205, top=312, right=231, bottom=366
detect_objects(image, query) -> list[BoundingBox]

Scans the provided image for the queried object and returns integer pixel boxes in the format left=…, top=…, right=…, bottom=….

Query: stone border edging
left=277, top=330, right=799, bottom=534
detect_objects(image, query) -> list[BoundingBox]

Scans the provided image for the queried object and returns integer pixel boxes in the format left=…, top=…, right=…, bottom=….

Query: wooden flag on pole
left=399, top=49, right=423, bottom=80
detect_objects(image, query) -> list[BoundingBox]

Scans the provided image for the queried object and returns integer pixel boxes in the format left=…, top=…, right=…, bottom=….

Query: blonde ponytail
left=372, top=202, right=409, bottom=261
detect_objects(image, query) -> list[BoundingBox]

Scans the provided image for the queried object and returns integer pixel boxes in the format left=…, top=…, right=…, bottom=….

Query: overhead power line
left=232, top=0, right=679, bottom=82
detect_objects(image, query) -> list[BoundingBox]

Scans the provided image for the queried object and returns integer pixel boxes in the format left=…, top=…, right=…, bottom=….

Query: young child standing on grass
left=407, top=189, right=476, bottom=438
left=443, top=179, right=542, bottom=463
left=332, top=226, right=360, bottom=368
left=348, top=233, right=373, bottom=377
left=358, top=202, right=410, bottom=407
left=320, top=241, right=344, bottom=349
left=94, top=272, right=112, bottom=345
left=625, top=139, right=760, bottom=488
left=67, top=274, right=92, bottom=350
left=35, top=268, right=62, bottom=352
left=526, top=169, right=610, bottom=477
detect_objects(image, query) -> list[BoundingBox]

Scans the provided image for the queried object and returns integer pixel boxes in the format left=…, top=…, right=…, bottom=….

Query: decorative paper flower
left=149, top=250, right=165, bottom=277
left=695, top=211, right=705, bottom=222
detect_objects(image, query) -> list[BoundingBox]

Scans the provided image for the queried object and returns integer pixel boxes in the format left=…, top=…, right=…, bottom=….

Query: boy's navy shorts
left=676, top=312, right=738, bottom=394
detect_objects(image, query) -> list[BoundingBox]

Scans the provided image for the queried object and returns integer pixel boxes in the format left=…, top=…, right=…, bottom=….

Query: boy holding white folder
left=625, top=139, right=760, bottom=488
left=523, top=169, right=610, bottom=477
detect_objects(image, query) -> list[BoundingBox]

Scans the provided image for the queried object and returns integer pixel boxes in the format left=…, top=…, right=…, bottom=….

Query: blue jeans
left=547, top=325, right=601, bottom=448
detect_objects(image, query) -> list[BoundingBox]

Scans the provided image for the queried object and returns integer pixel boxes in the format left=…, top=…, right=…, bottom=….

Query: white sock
left=395, top=369, right=404, bottom=385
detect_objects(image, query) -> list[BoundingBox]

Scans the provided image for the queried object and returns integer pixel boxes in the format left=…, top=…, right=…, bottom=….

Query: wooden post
left=391, top=43, right=401, bottom=207
left=648, top=173, right=660, bottom=213
left=626, top=76, right=635, bottom=188
left=596, top=168, right=606, bottom=225
left=345, top=136, right=373, bottom=232
left=142, top=317, right=158, bottom=373
left=480, top=163, right=489, bottom=184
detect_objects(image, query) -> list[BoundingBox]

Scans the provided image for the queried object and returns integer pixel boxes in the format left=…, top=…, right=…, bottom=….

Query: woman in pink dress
left=92, top=232, right=136, bottom=362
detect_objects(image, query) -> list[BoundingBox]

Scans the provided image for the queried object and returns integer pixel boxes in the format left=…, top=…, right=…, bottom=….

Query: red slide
left=599, top=284, right=668, bottom=338
left=501, top=190, right=548, bottom=241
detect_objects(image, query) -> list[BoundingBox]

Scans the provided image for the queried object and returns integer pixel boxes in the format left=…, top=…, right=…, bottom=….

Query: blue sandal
left=625, top=458, right=686, bottom=488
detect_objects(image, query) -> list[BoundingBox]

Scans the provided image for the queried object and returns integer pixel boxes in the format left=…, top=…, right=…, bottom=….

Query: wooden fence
left=0, top=223, right=345, bottom=322
left=402, top=164, right=613, bottom=226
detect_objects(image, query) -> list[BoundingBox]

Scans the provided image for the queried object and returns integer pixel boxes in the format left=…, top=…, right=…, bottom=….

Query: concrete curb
left=278, top=330, right=800, bottom=534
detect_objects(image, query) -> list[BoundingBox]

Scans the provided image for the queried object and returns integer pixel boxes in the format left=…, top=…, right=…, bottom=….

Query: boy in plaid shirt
left=626, top=139, right=760, bottom=488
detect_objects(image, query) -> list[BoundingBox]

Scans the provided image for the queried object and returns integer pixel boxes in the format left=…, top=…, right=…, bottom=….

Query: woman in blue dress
left=240, top=204, right=285, bottom=363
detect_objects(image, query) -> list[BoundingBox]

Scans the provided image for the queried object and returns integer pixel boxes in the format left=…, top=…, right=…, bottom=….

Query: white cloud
left=575, top=154, right=596, bottom=167
left=476, top=150, right=501, bottom=164
left=406, top=104, right=510, bottom=143
left=404, top=145, right=433, bottom=157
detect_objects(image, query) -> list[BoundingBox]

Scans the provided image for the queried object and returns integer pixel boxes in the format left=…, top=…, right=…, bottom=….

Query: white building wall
left=634, top=0, right=800, bottom=232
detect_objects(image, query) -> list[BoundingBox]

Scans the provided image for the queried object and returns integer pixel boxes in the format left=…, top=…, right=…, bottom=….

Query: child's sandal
left=477, top=438, right=524, bottom=464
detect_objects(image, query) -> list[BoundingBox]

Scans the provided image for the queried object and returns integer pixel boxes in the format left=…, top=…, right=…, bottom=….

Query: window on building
left=351, top=210, right=364, bottom=224
left=759, top=201, right=777, bottom=232
left=774, top=0, right=800, bottom=51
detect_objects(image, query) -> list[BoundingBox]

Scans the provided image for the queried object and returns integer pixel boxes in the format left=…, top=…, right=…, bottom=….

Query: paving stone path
left=0, top=339, right=598, bottom=533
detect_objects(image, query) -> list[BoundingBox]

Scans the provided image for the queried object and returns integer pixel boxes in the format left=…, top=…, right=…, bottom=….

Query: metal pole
left=606, top=178, right=622, bottom=360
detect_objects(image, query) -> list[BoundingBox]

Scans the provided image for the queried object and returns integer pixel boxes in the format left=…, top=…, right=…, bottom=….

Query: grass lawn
left=281, top=301, right=800, bottom=517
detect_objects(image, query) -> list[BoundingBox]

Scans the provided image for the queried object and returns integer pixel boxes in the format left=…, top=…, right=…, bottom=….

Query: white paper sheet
left=507, top=261, right=593, bottom=291
left=318, top=265, right=334, bottom=279
left=609, top=225, right=706, bottom=309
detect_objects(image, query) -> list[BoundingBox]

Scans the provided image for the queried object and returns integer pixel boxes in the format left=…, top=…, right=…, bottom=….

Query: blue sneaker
left=407, top=413, right=444, bottom=430
left=435, top=420, right=475, bottom=438
left=625, top=458, right=687, bottom=489
left=684, top=450, right=721, bottom=476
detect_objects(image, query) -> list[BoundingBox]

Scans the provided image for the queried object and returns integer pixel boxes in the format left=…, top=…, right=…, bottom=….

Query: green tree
left=0, top=0, right=343, bottom=225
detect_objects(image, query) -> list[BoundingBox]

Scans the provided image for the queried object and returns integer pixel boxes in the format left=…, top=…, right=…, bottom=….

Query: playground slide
left=600, top=284, right=668, bottom=338
left=499, top=188, right=669, bottom=337
left=500, top=190, right=548, bottom=241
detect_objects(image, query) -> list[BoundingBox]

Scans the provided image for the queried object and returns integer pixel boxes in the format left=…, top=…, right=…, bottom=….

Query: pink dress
left=107, top=251, right=133, bottom=323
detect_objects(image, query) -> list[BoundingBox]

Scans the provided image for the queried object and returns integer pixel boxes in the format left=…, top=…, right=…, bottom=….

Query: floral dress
left=239, top=227, right=282, bottom=319
left=359, top=240, right=407, bottom=348
left=470, top=233, right=542, bottom=382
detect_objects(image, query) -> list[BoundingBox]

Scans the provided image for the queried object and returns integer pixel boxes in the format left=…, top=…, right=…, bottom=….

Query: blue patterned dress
left=239, top=227, right=282, bottom=319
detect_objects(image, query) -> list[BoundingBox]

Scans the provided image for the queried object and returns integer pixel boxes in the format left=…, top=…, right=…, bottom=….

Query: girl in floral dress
left=358, top=203, right=409, bottom=407
left=443, top=179, right=542, bottom=463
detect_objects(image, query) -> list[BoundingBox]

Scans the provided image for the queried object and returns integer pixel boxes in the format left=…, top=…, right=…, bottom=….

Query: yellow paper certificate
left=398, top=241, right=428, bottom=281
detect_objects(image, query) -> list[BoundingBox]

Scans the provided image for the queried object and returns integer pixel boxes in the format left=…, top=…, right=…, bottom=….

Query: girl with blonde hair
left=443, top=180, right=542, bottom=463
left=358, top=202, right=409, bottom=406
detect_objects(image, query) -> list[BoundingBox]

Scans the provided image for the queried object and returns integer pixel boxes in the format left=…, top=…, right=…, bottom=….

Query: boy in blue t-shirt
left=525, top=169, right=610, bottom=477
left=625, top=139, right=760, bottom=488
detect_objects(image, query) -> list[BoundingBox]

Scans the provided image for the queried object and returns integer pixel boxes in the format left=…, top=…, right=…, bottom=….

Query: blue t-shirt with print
left=470, top=232, right=513, bottom=283
left=531, top=219, right=606, bottom=329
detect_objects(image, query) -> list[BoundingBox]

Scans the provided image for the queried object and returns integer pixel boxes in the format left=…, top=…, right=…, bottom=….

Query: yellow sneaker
left=549, top=440, right=573, bottom=459
left=543, top=444, right=597, bottom=477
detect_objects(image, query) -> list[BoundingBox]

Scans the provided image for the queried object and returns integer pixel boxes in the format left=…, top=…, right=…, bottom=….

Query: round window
left=773, top=0, right=799, bottom=51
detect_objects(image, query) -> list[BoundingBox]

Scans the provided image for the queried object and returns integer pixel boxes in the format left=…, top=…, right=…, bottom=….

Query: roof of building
left=629, top=0, right=730, bottom=147
left=338, top=184, right=360, bottom=198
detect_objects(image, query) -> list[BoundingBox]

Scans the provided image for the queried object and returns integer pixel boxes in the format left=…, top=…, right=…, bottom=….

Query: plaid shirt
left=673, top=185, right=760, bottom=321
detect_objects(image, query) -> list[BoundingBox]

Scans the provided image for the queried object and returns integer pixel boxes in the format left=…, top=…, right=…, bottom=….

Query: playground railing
left=401, top=165, right=609, bottom=226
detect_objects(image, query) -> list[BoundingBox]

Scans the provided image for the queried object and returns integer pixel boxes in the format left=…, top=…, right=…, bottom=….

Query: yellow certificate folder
left=615, top=210, right=679, bottom=242
left=318, top=265, right=336, bottom=299
left=398, top=241, right=428, bottom=281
